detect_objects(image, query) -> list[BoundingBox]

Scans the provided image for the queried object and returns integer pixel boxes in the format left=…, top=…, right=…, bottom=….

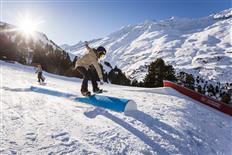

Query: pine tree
left=143, top=58, right=177, bottom=87
left=185, top=74, right=195, bottom=90
left=131, top=79, right=139, bottom=86
left=221, top=93, right=231, bottom=104
left=164, top=65, right=177, bottom=82
left=108, top=66, right=131, bottom=86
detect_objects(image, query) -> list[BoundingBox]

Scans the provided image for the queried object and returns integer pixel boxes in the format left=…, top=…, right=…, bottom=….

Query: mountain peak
left=212, top=8, right=232, bottom=19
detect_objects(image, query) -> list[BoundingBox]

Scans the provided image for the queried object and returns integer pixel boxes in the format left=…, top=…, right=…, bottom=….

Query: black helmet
left=97, top=46, right=106, bottom=56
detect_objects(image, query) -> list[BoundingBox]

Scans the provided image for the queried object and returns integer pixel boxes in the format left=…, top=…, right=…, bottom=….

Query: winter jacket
left=75, top=45, right=103, bottom=79
left=35, top=66, right=42, bottom=73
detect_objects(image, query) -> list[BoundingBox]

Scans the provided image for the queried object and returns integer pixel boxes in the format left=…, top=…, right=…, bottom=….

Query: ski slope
left=0, top=61, right=231, bottom=155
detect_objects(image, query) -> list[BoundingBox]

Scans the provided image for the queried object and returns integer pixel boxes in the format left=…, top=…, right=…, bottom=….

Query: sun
left=19, top=18, right=37, bottom=36
left=16, top=13, right=44, bottom=37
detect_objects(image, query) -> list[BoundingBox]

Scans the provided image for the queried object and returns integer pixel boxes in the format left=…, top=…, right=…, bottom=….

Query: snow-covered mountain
left=1, top=60, right=232, bottom=154
left=0, top=21, right=76, bottom=61
left=0, top=21, right=53, bottom=49
left=62, top=8, right=232, bottom=82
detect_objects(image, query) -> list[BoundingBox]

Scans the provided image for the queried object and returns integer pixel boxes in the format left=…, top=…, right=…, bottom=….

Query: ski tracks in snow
left=1, top=61, right=232, bottom=155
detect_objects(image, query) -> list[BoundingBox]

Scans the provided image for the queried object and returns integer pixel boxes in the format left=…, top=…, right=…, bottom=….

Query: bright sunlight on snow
left=1, top=61, right=231, bottom=155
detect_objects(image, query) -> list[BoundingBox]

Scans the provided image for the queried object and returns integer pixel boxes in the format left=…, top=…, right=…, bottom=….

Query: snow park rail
left=163, top=80, right=232, bottom=116
left=30, top=86, right=137, bottom=113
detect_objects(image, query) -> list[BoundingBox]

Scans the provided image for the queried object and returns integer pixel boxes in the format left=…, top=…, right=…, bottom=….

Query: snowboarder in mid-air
left=35, top=64, right=45, bottom=83
left=75, top=41, right=106, bottom=96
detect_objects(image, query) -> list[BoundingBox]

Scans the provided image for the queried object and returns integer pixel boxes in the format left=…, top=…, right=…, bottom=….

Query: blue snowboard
left=30, top=86, right=136, bottom=112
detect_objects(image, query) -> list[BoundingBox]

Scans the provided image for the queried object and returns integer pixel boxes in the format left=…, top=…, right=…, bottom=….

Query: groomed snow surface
left=0, top=61, right=231, bottom=155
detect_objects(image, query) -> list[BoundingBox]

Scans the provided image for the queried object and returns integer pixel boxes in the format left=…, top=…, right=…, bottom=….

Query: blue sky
left=1, top=0, right=231, bottom=45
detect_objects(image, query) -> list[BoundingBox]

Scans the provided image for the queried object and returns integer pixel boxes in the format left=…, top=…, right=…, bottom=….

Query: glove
left=100, top=80, right=104, bottom=85
left=71, top=66, right=76, bottom=71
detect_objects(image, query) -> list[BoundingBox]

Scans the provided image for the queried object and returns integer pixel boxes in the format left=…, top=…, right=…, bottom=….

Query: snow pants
left=38, top=72, right=44, bottom=82
left=76, top=66, right=98, bottom=92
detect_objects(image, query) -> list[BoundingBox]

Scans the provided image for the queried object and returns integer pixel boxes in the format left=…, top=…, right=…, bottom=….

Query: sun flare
left=19, top=19, right=36, bottom=35
left=16, top=13, right=44, bottom=37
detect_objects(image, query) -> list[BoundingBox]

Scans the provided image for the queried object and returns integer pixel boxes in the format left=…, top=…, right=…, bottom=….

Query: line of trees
left=177, top=73, right=232, bottom=104
left=129, top=58, right=177, bottom=87
left=0, top=31, right=81, bottom=77
left=0, top=34, right=26, bottom=64
left=107, top=58, right=177, bottom=87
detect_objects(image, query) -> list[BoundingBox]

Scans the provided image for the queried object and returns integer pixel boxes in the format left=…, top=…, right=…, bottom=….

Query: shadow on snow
left=84, top=108, right=192, bottom=154
left=3, top=86, right=193, bottom=154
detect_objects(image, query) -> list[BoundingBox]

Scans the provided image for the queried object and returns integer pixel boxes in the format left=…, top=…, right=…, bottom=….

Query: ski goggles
left=99, top=51, right=106, bottom=58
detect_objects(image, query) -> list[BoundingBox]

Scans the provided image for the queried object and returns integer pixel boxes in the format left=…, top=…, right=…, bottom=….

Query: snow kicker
left=30, top=86, right=137, bottom=112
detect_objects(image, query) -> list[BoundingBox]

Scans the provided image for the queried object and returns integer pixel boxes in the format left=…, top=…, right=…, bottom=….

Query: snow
left=124, top=100, right=137, bottom=112
left=1, top=61, right=232, bottom=154
left=62, top=8, right=232, bottom=82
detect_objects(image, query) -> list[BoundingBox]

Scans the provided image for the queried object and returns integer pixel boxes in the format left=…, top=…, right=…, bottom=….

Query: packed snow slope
left=62, top=8, right=232, bottom=82
left=1, top=61, right=232, bottom=155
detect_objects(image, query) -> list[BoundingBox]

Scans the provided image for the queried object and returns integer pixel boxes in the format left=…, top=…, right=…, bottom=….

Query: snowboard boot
left=93, top=88, right=103, bottom=94
left=81, top=89, right=91, bottom=96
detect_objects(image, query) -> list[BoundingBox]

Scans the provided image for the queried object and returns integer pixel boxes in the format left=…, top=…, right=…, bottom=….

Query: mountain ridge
left=62, top=8, right=232, bottom=82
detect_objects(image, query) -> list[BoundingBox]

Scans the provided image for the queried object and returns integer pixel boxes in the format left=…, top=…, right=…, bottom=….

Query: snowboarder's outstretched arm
left=92, top=61, right=103, bottom=80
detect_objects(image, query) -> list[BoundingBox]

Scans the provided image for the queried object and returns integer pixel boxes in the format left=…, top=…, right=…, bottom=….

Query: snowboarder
left=35, top=64, right=45, bottom=83
left=75, top=41, right=106, bottom=96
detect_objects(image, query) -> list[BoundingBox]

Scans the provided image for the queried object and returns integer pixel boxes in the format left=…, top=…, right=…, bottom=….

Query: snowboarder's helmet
left=97, top=46, right=106, bottom=58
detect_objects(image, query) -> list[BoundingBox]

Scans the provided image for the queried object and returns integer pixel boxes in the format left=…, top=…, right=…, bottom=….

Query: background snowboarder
left=75, top=41, right=106, bottom=96
left=35, top=64, right=45, bottom=83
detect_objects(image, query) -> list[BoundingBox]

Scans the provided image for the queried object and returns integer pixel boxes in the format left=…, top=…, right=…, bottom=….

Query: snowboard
left=39, top=82, right=47, bottom=86
left=82, top=89, right=107, bottom=97
left=41, top=75, right=45, bottom=81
